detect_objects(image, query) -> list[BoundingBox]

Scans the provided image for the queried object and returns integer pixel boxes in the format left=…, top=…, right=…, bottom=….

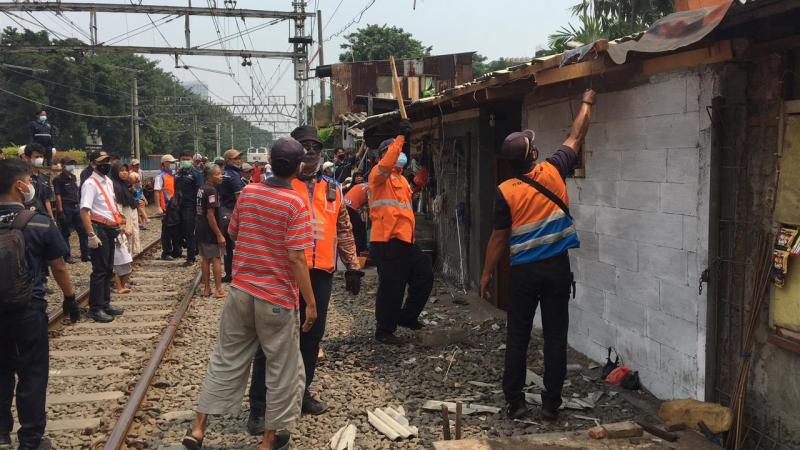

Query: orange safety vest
left=497, top=161, right=579, bottom=265
left=157, top=171, right=175, bottom=211
left=344, top=183, right=369, bottom=211
left=368, top=136, right=415, bottom=243
left=291, top=176, right=341, bottom=272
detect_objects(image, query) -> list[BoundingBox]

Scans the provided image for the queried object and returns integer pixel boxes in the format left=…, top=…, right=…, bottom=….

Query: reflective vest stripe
left=511, top=232, right=580, bottom=266
left=371, top=199, right=412, bottom=209
left=510, top=209, right=566, bottom=237
left=291, top=178, right=340, bottom=272
left=510, top=224, right=577, bottom=255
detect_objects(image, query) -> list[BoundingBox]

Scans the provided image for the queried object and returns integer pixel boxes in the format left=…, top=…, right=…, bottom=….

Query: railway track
left=41, top=237, right=201, bottom=449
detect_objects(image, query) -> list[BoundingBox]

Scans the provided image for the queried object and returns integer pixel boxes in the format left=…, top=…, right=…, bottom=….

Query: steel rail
left=47, top=234, right=162, bottom=328
left=102, top=270, right=202, bottom=450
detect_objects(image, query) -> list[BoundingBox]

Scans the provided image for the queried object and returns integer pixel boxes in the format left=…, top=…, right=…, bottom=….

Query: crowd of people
left=0, top=90, right=596, bottom=450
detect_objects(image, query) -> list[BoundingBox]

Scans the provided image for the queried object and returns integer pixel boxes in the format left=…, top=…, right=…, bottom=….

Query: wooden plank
left=47, top=391, right=124, bottom=405
left=785, top=100, right=800, bottom=115
left=642, top=41, right=732, bottom=76
left=534, top=58, right=612, bottom=86
left=767, top=333, right=800, bottom=354
left=49, top=367, right=129, bottom=377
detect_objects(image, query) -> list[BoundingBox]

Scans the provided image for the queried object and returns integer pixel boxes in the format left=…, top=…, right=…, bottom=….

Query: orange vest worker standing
left=480, top=89, right=597, bottom=422
left=367, top=121, right=434, bottom=345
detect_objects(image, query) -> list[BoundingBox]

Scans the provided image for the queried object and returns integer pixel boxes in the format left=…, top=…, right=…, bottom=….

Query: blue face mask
left=396, top=152, right=408, bottom=169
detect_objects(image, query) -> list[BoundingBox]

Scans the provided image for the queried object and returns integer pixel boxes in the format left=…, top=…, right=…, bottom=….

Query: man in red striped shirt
left=184, top=138, right=317, bottom=450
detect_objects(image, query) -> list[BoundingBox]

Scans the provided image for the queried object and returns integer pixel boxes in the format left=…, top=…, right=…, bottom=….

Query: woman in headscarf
left=111, top=163, right=141, bottom=254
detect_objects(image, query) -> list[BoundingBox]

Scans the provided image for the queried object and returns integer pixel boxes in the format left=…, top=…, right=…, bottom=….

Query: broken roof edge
left=354, top=0, right=755, bottom=132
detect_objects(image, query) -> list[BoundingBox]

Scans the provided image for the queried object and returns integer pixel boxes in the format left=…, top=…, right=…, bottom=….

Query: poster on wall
left=773, top=226, right=799, bottom=287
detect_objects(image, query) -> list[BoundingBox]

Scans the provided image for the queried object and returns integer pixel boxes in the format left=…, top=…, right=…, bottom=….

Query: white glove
left=88, top=234, right=102, bottom=249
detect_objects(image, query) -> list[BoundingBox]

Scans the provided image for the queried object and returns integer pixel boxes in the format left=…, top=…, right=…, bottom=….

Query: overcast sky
left=0, top=0, right=576, bottom=132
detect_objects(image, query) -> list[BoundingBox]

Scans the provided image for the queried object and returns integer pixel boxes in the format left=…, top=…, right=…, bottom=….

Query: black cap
left=271, top=138, right=305, bottom=168
left=60, top=157, right=77, bottom=165
left=499, top=130, right=536, bottom=160
left=87, top=150, right=103, bottom=162
left=290, top=125, right=321, bottom=146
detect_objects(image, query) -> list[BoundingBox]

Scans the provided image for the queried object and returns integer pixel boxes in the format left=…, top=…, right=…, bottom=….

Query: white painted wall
left=524, top=69, right=718, bottom=400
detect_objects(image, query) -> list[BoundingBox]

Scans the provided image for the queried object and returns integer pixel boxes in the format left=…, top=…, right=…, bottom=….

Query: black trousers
left=180, top=207, right=197, bottom=262
left=161, top=220, right=182, bottom=259
left=0, top=308, right=48, bottom=448
left=503, top=252, right=572, bottom=411
left=223, top=231, right=235, bottom=279
left=249, top=269, right=333, bottom=412
left=60, top=205, right=88, bottom=260
left=371, top=239, right=433, bottom=335
left=89, top=224, right=119, bottom=313
left=347, top=208, right=367, bottom=254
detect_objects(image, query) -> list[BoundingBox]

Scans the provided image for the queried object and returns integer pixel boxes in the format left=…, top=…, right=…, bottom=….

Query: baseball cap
left=95, top=154, right=111, bottom=164
left=192, top=153, right=204, bottom=162
left=499, top=130, right=536, bottom=160
left=223, top=148, right=241, bottom=160
left=270, top=138, right=305, bottom=168
left=160, top=154, right=177, bottom=163
left=60, top=157, right=77, bottom=165
left=130, top=158, right=140, bottom=166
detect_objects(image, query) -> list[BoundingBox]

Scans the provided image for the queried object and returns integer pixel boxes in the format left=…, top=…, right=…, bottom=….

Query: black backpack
left=0, top=210, right=37, bottom=312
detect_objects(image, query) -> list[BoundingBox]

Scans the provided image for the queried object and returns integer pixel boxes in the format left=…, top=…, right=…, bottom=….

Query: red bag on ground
left=605, top=366, right=631, bottom=385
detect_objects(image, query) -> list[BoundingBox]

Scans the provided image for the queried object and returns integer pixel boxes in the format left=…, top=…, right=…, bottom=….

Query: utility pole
left=132, top=77, right=140, bottom=160
left=317, top=9, right=325, bottom=103
left=230, top=123, right=235, bottom=149
left=216, top=123, right=221, bottom=158
left=193, top=114, right=199, bottom=153
left=292, top=1, right=309, bottom=126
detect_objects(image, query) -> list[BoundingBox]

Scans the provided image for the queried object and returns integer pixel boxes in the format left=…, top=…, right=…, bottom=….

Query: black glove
left=344, top=270, right=364, bottom=295
left=62, top=294, right=80, bottom=324
left=397, top=119, right=412, bottom=138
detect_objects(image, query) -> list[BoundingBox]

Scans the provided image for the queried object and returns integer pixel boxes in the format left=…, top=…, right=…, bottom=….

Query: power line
left=324, top=0, right=376, bottom=42
left=0, top=85, right=131, bottom=118
left=323, top=0, right=345, bottom=31
left=0, top=64, right=129, bottom=100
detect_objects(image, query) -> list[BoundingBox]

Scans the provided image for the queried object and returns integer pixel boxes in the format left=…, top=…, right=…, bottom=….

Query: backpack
left=0, top=210, right=37, bottom=312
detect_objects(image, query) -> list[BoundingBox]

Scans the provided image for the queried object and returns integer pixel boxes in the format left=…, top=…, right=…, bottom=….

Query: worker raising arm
left=479, top=89, right=596, bottom=422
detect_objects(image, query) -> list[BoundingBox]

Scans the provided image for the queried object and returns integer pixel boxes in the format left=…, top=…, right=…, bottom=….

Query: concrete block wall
left=524, top=69, right=717, bottom=400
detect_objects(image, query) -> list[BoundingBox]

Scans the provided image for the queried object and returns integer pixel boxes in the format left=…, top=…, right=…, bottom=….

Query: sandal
left=214, top=290, right=226, bottom=299
left=181, top=430, right=203, bottom=450
left=113, top=288, right=131, bottom=294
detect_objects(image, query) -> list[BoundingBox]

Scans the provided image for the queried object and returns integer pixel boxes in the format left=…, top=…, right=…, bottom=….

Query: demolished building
left=355, top=0, right=800, bottom=447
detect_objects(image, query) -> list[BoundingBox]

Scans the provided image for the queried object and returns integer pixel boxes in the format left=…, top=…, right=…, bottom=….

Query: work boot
left=62, top=298, right=80, bottom=323
left=19, top=437, right=51, bottom=450
left=0, top=432, right=10, bottom=450
left=272, top=430, right=290, bottom=450
left=541, top=406, right=559, bottom=422
left=398, top=318, right=425, bottom=330
left=246, top=408, right=265, bottom=436
left=375, top=332, right=404, bottom=346
left=301, top=392, right=328, bottom=416
left=89, top=310, right=114, bottom=323
left=104, top=305, right=124, bottom=316
left=506, top=398, right=529, bottom=419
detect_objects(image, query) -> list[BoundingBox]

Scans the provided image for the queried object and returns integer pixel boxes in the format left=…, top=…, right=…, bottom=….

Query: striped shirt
left=228, top=178, right=313, bottom=309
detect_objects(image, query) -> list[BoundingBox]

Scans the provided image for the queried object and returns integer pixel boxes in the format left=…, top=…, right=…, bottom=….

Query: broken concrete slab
left=416, top=327, right=469, bottom=347
left=658, top=399, right=733, bottom=434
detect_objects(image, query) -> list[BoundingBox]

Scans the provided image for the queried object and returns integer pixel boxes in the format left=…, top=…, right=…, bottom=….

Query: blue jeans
left=0, top=308, right=48, bottom=448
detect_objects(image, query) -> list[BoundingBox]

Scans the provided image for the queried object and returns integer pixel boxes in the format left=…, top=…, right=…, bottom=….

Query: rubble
left=329, top=423, right=356, bottom=450
left=600, top=421, right=643, bottom=439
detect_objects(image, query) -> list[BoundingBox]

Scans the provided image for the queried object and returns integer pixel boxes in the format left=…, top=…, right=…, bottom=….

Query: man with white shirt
left=80, top=154, right=124, bottom=323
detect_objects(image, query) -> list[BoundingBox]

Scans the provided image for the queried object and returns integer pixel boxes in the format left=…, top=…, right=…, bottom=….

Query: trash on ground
left=367, top=406, right=418, bottom=440
left=423, top=400, right=500, bottom=415
left=329, top=423, right=356, bottom=450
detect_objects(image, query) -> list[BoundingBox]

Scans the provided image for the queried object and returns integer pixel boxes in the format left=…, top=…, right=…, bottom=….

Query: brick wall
left=524, top=69, right=718, bottom=399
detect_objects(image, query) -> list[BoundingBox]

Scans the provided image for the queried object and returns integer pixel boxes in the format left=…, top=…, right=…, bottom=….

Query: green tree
left=339, top=24, right=432, bottom=63
left=547, top=0, right=673, bottom=53
left=472, top=54, right=522, bottom=78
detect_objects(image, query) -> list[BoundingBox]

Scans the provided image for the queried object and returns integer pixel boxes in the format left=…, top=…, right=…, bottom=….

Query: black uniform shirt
left=79, top=165, right=94, bottom=186
left=219, top=165, right=244, bottom=210
left=195, top=183, right=221, bottom=244
left=0, top=203, right=68, bottom=311
left=28, top=172, right=54, bottom=216
left=54, top=172, right=80, bottom=208
left=175, top=167, right=203, bottom=209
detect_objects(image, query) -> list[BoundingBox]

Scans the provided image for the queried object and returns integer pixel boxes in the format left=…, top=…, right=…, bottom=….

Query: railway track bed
left=39, top=240, right=200, bottom=450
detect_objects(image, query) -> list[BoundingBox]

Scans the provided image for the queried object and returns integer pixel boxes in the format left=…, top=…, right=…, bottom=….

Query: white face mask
left=20, top=181, right=35, bottom=203
left=65, top=165, right=76, bottom=173
left=32, top=157, right=44, bottom=168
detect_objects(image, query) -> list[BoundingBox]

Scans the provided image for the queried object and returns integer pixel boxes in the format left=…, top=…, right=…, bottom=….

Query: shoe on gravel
left=506, top=398, right=529, bottom=419
left=19, top=437, right=51, bottom=450
left=541, top=406, right=559, bottom=422
left=183, top=259, right=196, bottom=267
left=104, top=305, right=124, bottom=316
left=161, top=254, right=174, bottom=261
left=181, top=430, right=203, bottom=450
left=64, top=257, right=76, bottom=264
left=375, top=332, right=404, bottom=346
left=81, top=256, right=90, bottom=262
left=301, top=394, right=328, bottom=415
left=63, top=299, right=80, bottom=323
left=246, top=409, right=265, bottom=436
left=221, top=276, right=232, bottom=283
left=272, top=430, right=290, bottom=450
left=89, top=310, right=114, bottom=323
left=398, top=318, right=425, bottom=330
left=0, top=432, right=10, bottom=450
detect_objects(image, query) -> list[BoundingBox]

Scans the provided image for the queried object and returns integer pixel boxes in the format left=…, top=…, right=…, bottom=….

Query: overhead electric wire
left=323, top=0, right=345, bottom=31
left=0, top=64, right=129, bottom=100
left=324, top=0, right=377, bottom=42
left=50, top=11, right=92, bottom=41
left=0, top=85, right=131, bottom=118
left=104, top=14, right=178, bottom=46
